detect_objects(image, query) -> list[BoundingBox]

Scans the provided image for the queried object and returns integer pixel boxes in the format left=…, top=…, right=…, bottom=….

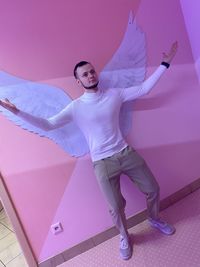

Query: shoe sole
left=120, top=252, right=132, bottom=260
left=120, top=247, right=132, bottom=260
left=150, top=224, right=176, bottom=235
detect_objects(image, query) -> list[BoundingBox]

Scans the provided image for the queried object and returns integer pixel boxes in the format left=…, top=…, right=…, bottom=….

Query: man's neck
left=84, top=87, right=98, bottom=93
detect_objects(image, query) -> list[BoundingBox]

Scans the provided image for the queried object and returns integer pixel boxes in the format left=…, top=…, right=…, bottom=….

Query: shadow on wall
left=135, top=139, right=200, bottom=197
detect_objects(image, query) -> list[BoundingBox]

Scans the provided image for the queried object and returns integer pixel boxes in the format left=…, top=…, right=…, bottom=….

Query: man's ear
left=76, top=79, right=80, bottom=86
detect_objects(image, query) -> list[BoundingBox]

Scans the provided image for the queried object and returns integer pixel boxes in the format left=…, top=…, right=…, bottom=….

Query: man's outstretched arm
left=0, top=98, right=73, bottom=130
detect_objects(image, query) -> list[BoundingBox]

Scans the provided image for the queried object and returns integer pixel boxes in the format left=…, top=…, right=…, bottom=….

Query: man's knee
left=109, top=206, right=124, bottom=219
left=109, top=198, right=126, bottom=216
left=148, top=184, right=160, bottom=199
left=154, top=183, right=160, bottom=194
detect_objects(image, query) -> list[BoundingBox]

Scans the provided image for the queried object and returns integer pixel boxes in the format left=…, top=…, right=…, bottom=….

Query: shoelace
left=120, top=236, right=129, bottom=249
left=155, top=219, right=168, bottom=227
left=150, top=218, right=167, bottom=227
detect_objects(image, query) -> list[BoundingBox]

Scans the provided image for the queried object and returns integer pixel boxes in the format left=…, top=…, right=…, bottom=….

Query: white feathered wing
left=0, top=71, right=89, bottom=156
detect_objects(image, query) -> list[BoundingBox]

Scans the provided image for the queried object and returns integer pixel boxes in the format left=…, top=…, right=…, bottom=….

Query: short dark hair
left=73, top=61, right=90, bottom=79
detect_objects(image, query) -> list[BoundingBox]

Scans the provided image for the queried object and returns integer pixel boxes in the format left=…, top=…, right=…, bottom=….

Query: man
left=0, top=42, right=178, bottom=260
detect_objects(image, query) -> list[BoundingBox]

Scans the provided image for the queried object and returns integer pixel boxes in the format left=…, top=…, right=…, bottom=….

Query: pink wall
left=0, top=0, right=139, bottom=81
left=180, top=0, right=200, bottom=81
left=1, top=0, right=200, bottom=264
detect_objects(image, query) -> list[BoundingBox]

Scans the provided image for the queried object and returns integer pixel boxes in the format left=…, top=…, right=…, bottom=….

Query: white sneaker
left=149, top=218, right=176, bottom=235
left=119, top=235, right=132, bottom=260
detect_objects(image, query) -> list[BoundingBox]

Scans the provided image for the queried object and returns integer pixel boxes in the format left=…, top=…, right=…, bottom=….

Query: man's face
left=76, top=63, right=99, bottom=90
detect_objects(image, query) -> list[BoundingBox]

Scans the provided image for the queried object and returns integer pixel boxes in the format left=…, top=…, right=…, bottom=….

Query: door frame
left=0, top=172, right=38, bottom=267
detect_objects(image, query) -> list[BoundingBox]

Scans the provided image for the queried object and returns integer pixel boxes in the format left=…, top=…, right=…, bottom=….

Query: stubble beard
left=81, top=81, right=99, bottom=90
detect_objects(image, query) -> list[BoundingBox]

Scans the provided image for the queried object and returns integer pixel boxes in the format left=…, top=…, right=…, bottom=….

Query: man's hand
left=0, top=98, right=19, bottom=114
left=162, top=41, right=178, bottom=64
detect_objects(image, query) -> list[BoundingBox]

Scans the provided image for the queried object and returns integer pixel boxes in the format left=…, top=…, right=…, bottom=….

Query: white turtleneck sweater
left=19, top=65, right=167, bottom=161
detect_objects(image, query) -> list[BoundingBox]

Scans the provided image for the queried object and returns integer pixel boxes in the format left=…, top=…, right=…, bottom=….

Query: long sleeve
left=120, top=64, right=167, bottom=102
left=18, top=103, right=74, bottom=131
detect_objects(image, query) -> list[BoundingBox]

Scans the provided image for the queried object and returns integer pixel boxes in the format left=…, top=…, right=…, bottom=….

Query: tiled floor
left=58, top=188, right=200, bottom=267
left=0, top=208, right=28, bottom=267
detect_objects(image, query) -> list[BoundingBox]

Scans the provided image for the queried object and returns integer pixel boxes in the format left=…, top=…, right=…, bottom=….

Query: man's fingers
left=171, top=42, right=178, bottom=52
left=0, top=100, right=7, bottom=105
left=0, top=98, right=10, bottom=104
left=168, top=42, right=177, bottom=58
left=0, top=99, right=12, bottom=108
left=0, top=100, right=6, bottom=106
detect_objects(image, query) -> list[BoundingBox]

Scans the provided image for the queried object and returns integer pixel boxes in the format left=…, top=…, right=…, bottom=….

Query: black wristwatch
left=161, top=61, right=170, bottom=68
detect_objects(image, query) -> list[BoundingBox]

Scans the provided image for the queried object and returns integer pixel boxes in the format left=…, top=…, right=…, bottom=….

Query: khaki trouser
left=93, top=146, right=160, bottom=239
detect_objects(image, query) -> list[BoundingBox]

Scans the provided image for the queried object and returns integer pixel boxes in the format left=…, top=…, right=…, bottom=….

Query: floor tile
left=0, top=233, right=17, bottom=253
left=0, top=241, right=21, bottom=265
left=0, top=217, right=13, bottom=232
left=0, top=224, right=11, bottom=241
left=0, top=210, right=6, bottom=221
left=6, top=253, right=28, bottom=267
